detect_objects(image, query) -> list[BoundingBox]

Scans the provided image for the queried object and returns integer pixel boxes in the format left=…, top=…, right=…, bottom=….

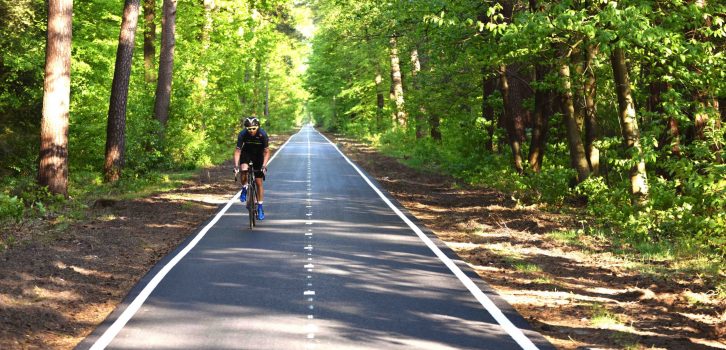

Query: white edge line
left=89, top=129, right=298, bottom=350
left=318, top=130, right=540, bottom=350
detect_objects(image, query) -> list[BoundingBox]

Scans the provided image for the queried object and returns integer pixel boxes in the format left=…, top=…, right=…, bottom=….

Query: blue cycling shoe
left=240, top=187, right=247, bottom=203
left=257, top=204, right=265, bottom=220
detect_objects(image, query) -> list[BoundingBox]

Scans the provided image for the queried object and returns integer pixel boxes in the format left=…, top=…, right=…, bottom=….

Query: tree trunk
left=375, top=69, right=384, bottom=131
left=153, top=0, right=177, bottom=127
left=389, top=36, right=406, bottom=127
left=560, top=63, right=590, bottom=183
left=143, top=0, right=155, bottom=82
left=482, top=68, right=497, bottom=152
left=201, top=0, right=214, bottom=48
left=253, top=59, right=261, bottom=115
left=611, top=47, right=649, bottom=205
left=196, top=0, right=214, bottom=101
left=528, top=64, right=552, bottom=173
left=241, top=65, right=251, bottom=118
left=105, top=0, right=140, bottom=183
left=410, top=48, right=425, bottom=139
left=429, top=114, right=441, bottom=141
left=499, top=64, right=524, bottom=174
left=39, top=0, right=72, bottom=197
left=583, top=45, right=600, bottom=174
left=264, top=75, right=269, bottom=121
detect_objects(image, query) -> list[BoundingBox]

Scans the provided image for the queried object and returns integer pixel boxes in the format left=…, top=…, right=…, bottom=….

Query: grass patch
left=547, top=229, right=581, bottom=245
left=72, top=170, right=197, bottom=202
left=589, top=304, right=625, bottom=329
left=0, top=167, right=201, bottom=249
left=503, top=256, right=542, bottom=273
left=181, top=201, right=198, bottom=210
left=513, top=261, right=542, bottom=273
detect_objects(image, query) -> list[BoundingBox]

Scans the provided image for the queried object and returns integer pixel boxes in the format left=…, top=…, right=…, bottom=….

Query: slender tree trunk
left=429, top=114, right=441, bottom=140
left=560, top=63, right=590, bottom=183
left=389, top=36, right=406, bottom=126
left=143, top=0, right=156, bottom=82
left=583, top=45, right=600, bottom=174
left=264, top=75, right=269, bottom=121
left=331, top=96, right=337, bottom=130
left=650, top=77, right=681, bottom=156
left=410, top=48, right=425, bottom=139
left=201, top=0, right=214, bottom=48
left=39, top=0, right=72, bottom=197
left=611, top=47, right=649, bottom=205
left=499, top=64, right=524, bottom=174
left=528, top=64, right=552, bottom=173
left=153, top=0, right=176, bottom=127
left=482, top=68, right=497, bottom=152
left=693, top=95, right=709, bottom=141
left=105, top=0, right=140, bottom=183
left=253, top=59, right=261, bottom=115
left=572, top=49, right=586, bottom=132
left=196, top=0, right=214, bottom=101
left=375, top=66, right=384, bottom=131
left=240, top=65, right=251, bottom=118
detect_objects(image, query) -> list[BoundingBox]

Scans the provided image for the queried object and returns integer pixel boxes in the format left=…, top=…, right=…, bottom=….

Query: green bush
left=0, top=194, right=23, bottom=222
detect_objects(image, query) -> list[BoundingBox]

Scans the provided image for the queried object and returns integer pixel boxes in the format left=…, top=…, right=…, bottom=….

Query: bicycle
left=236, top=161, right=259, bottom=229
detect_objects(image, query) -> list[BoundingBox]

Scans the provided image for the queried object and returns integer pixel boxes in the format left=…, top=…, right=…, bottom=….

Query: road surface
left=77, top=126, right=554, bottom=350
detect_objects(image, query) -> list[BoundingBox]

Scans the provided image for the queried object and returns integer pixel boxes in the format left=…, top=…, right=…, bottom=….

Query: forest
left=1, top=0, right=725, bottom=282
left=0, top=0, right=725, bottom=348
left=1, top=0, right=309, bottom=210
left=305, top=0, right=726, bottom=262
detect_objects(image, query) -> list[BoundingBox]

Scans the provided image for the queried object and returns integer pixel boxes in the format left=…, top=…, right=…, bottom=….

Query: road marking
left=304, top=128, right=317, bottom=345
left=319, top=130, right=540, bottom=350
left=88, top=127, right=297, bottom=350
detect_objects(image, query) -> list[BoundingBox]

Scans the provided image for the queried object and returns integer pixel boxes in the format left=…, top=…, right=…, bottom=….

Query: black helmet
left=243, top=117, right=260, bottom=127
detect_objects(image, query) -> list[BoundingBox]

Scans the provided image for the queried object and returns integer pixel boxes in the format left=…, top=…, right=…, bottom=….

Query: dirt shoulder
left=0, top=130, right=723, bottom=349
left=0, top=133, right=293, bottom=350
left=327, top=133, right=725, bottom=350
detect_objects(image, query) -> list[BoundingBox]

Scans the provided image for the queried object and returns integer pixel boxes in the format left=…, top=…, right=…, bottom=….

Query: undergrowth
left=354, top=127, right=725, bottom=289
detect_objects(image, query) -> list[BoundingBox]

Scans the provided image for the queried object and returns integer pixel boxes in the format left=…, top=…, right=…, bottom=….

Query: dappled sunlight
left=157, top=192, right=230, bottom=205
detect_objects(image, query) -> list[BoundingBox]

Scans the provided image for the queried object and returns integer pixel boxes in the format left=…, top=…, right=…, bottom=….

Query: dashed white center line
left=304, top=128, right=317, bottom=346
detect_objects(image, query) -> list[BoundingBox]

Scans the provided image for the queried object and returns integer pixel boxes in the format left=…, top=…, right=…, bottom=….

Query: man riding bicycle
left=234, top=117, right=270, bottom=220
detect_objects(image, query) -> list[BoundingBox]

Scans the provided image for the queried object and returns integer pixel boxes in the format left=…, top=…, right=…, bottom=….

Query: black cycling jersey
left=236, top=129, right=269, bottom=173
left=236, top=128, right=269, bottom=155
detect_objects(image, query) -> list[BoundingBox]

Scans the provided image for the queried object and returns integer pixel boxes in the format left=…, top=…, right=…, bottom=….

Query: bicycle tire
left=247, top=185, right=255, bottom=229
left=250, top=185, right=257, bottom=228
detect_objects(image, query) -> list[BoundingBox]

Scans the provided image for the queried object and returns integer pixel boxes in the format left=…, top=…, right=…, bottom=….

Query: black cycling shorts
left=240, top=152, right=265, bottom=180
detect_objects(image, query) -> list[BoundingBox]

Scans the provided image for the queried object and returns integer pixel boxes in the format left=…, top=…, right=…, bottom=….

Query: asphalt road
left=77, top=126, right=554, bottom=350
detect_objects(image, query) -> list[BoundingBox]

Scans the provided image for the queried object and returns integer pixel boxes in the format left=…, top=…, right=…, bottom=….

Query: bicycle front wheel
left=247, top=185, right=256, bottom=229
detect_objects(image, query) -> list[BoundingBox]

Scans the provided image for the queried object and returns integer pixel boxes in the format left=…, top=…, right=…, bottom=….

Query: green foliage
left=305, top=0, right=726, bottom=265
left=1, top=0, right=309, bottom=206
left=0, top=194, right=23, bottom=222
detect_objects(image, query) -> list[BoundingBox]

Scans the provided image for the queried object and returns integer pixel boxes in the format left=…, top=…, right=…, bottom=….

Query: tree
left=143, top=0, right=156, bottom=82
left=104, top=0, right=141, bottom=183
left=38, top=0, right=73, bottom=197
left=611, top=46, right=648, bottom=206
left=560, top=61, right=590, bottom=183
left=389, top=36, right=406, bottom=127
left=153, top=0, right=177, bottom=127
left=582, top=45, right=599, bottom=174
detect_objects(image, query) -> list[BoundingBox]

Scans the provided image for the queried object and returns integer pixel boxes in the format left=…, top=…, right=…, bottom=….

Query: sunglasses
left=246, top=127, right=258, bottom=131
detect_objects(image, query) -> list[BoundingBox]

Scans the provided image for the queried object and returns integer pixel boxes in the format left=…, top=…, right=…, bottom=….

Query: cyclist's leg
left=239, top=162, right=249, bottom=184
left=256, top=177, right=264, bottom=202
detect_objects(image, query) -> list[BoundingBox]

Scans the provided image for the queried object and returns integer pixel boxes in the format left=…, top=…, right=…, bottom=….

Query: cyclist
left=233, top=117, right=270, bottom=220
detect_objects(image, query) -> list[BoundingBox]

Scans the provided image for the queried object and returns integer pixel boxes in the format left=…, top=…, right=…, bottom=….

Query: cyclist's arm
left=234, top=147, right=241, bottom=167
left=234, top=131, right=245, bottom=168
left=262, top=147, right=270, bottom=168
